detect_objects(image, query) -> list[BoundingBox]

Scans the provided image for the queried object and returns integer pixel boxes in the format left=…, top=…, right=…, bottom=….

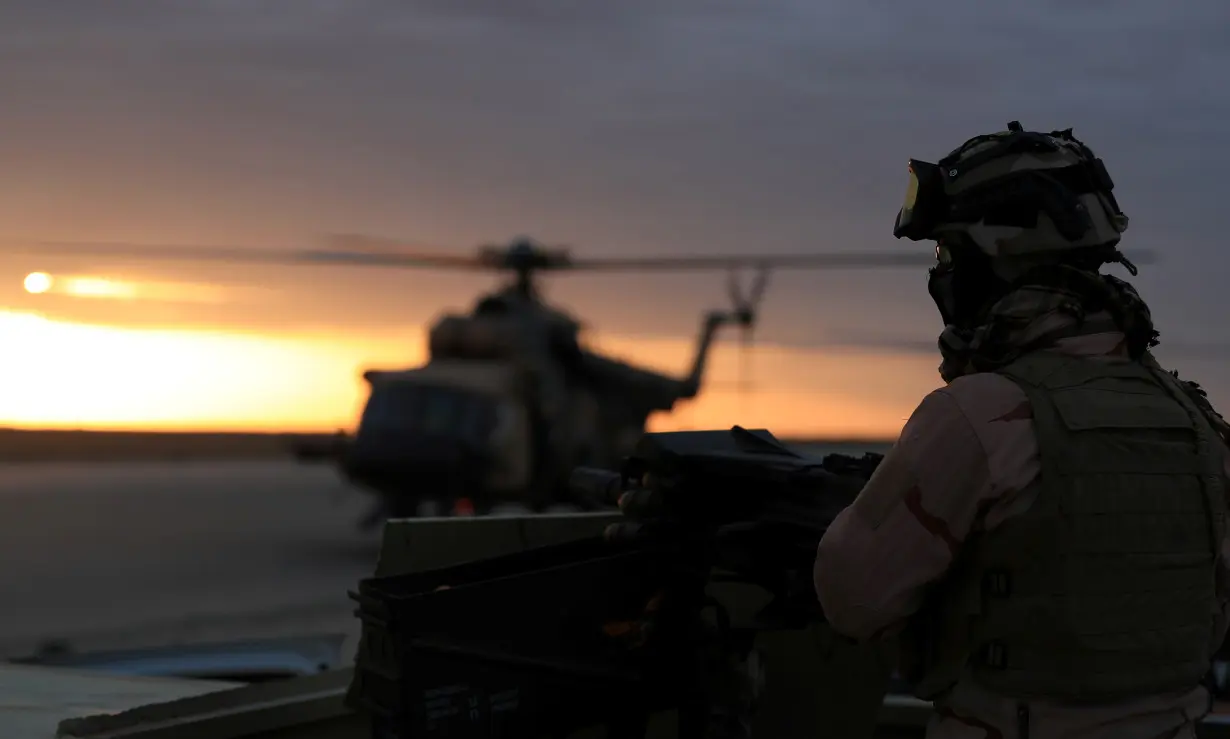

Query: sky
left=0, top=0, right=1227, bottom=436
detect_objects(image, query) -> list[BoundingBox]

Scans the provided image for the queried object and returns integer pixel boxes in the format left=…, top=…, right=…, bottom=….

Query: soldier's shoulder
left=1166, top=369, right=1230, bottom=446
left=932, top=372, right=1032, bottom=428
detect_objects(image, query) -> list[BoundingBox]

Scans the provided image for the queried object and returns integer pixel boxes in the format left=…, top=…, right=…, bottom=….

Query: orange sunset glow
left=0, top=291, right=939, bottom=438
left=23, top=271, right=228, bottom=304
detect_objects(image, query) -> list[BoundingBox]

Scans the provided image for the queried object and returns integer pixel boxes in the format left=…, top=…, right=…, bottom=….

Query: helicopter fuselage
left=305, top=277, right=741, bottom=526
left=335, top=353, right=645, bottom=521
left=341, top=361, right=532, bottom=513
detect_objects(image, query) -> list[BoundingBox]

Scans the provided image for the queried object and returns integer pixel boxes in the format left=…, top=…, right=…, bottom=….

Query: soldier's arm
left=813, top=387, right=993, bottom=641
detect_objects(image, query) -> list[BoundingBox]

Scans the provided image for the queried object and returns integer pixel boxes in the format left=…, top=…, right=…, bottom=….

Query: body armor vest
left=911, top=352, right=1227, bottom=703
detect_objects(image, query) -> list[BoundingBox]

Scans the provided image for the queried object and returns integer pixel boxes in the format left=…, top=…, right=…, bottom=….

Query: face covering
left=925, top=241, right=1006, bottom=330
left=927, top=261, right=958, bottom=326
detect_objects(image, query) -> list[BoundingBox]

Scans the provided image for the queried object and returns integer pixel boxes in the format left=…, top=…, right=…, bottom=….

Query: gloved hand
left=603, top=471, right=674, bottom=544
left=599, top=470, right=769, bottom=739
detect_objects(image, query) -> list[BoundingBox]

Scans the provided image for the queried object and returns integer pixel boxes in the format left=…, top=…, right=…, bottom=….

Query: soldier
left=814, top=122, right=1230, bottom=738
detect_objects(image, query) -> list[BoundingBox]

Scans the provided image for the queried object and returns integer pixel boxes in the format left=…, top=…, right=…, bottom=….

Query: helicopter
left=7, top=234, right=954, bottom=527
left=300, top=237, right=954, bottom=526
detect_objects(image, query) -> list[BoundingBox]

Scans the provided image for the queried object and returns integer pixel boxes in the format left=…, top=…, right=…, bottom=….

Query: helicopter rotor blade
left=748, top=266, right=770, bottom=307
left=1, top=237, right=1158, bottom=274
left=726, top=270, right=743, bottom=312
left=785, top=333, right=1230, bottom=362
left=572, top=252, right=938, bottom=271
left=738, top=320, right=755, bottom=396
left=726, top=265, right=771, bottom=322
left=726, top=266, right=769, bottom=400
left=567, top=249, right=1158, bottom=271
left=327, top=233, right=456, bottom=254
left=4, top=241, right=939, bottom=271
left=321, top=236, right=953, bottom=272
left=0, top=239, right=492, bottom=271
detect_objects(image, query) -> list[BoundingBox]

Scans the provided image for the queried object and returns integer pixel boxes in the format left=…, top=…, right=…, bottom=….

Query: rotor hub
left=479, top=238, right=572, bottom=272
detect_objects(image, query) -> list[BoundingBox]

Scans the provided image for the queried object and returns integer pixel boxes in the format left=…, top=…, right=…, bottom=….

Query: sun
left=23, top=272, right=53, bottom=294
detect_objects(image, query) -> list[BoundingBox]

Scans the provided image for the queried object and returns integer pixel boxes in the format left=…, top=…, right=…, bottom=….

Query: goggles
left=892, top=127, right=1123, bottom=243
left=892, top=159, right=948, bottom=241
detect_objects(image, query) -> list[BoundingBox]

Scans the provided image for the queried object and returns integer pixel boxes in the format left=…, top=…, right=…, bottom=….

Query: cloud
left=0, top=0, right=1227, bottom=406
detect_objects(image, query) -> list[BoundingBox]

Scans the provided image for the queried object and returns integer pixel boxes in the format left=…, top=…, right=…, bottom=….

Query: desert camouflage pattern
left=936, top=265, right=1158, bottom=383
left=934, top=128, right=1130, bottom=259
left=816, top=298, right=1230, bottom=737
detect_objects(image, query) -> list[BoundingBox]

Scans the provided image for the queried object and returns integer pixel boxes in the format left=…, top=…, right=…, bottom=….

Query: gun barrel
left=569, top=467, right=623, bottom=507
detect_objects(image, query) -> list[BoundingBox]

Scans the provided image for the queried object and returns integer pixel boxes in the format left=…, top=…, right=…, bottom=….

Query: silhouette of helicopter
left=9, top=234, right=947, bottom=526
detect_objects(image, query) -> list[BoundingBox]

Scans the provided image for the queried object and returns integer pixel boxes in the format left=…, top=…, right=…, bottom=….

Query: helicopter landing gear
left=357, top=502, right=389, bottom=531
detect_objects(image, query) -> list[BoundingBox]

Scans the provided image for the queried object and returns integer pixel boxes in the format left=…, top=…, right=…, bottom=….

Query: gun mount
left=346, top=426, right=885, bottom=738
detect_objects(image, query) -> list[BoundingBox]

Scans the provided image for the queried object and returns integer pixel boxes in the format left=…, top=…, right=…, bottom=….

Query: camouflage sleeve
left=814, top=387, right=992, bottom=641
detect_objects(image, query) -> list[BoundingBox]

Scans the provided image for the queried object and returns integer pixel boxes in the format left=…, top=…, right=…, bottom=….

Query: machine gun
left=570, top=427, right=882, bottom=628
left=347, top=427, right=885, bottom=739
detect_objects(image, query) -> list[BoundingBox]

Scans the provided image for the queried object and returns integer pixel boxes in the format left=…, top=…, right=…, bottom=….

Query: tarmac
left=0, top=442, right=883, bottom=660
left=0, top=461, right=376, bottom=659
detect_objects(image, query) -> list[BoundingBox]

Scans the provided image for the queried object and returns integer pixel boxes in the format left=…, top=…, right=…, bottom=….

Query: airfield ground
left=0, top=429, right=336, bottom=463
left=0, top=428, right=893, bottom=463
left=0, top=431, right=892, bottom=658
left=0, top=437, right=903, bottom=737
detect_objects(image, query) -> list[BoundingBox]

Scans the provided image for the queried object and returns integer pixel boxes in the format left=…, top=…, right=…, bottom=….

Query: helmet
left=893, top=121, right=1130, bottom=259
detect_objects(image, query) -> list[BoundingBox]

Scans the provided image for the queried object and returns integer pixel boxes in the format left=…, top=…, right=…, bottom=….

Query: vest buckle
left=983, top=569, right=1011, bottom=597
left=978, top=641, right=1008, bottom=670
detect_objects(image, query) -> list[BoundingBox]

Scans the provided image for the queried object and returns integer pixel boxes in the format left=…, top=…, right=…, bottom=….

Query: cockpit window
left=360, top=383, right=500, bottom=443
left=474, top=296, right=509, bottom=314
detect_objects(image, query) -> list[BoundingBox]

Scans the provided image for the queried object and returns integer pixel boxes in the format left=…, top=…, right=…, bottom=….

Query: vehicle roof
left=0, top=662, right=234, bottom=739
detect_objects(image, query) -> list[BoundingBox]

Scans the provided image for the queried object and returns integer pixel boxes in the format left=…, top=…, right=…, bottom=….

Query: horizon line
left=0, top=426, right=898, bottom=445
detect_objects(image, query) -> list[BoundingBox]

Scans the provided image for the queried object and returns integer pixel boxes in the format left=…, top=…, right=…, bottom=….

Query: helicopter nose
left=353, top=431, right=459, bottom=459
left=342, top=382, right=504, bottom=508
left=341, top=416, right=498, bottom=506
left=344, top=431, right=490, bottom=481
left=340, top=432, right=497, bottom=519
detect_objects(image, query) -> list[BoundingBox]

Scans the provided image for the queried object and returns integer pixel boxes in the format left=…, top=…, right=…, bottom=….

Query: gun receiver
left=572, top=427, right=881, bottom=619
left=348, top=426, right=884, bottom=739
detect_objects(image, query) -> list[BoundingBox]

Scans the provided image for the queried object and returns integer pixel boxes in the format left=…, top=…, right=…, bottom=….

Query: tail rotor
left=726, top=265, right=771, bottom=401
